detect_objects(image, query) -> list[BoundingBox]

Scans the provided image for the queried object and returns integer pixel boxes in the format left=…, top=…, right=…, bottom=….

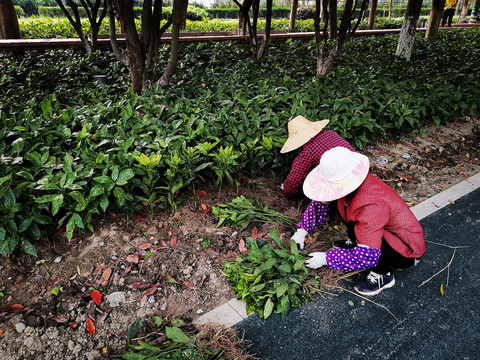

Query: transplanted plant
left=222, top=229, right=321, bottom=319
left=133, top=153, right=167, bottom=219
left=212, top=195, right=296, bottom=231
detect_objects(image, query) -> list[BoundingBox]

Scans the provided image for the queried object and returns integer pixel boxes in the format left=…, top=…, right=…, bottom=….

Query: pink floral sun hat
left=303, top=147, right=370, bottom=202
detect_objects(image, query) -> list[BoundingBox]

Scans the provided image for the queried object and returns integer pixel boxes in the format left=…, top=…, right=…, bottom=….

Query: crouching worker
left=300, top=147, right=426, bottom=296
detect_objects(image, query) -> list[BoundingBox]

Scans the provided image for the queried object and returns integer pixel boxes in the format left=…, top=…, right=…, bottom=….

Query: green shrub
left=14, top=5, right=25, bottom=17
left=297, top=6, right=315, bottom=20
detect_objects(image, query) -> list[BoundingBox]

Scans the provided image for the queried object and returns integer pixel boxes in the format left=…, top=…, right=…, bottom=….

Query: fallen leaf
left=142, top=287, right=158, bottom=297
left=36, top=259, right=46, bottom=265
left=448, top=200, right=456, bottom=205
left=199, top=203, right=211, bottom=213
left=77, top=265, right=81, bottom=276
left=138, top=243, right=151, bottom=250
left=195, top=190, right=207, bottom=196
left=238, top=239, right=247, bottom=253
left=136, top=214, right=144, bottom=222
left=14, top=277, right=25, bottom=285
left=440, top=283, right=445, bottom=296
left=167, top=229, right=173, bottom=236
left=96, top=309, right=111, bottom=324
left=0, top=330, right=4, bottom=337
left=0, top=304, right=24, bottom=313
left=125, top=254, right=140, bottom=264
left=87, top=319, right=95, bottom=335
left=99, top=268, right=112, bottom=286
left=66, top=237, right=82, bottom=246
left=126, top=281, right=152, bottom=289
left=76, top=290, right=93, bottom=298
left=170, top=235, right=177, bottom=248
left=183, top=281, right=197, bottom=290
left=92, top=263, right=105, bottom=276
left=45, top=276, right=60, bottom=289
left=458, top=162, right=465, bottom=166
left=53, top=314, right=69, bottom=323
left=121, top=265, right=133, bottom=275
left=151, top=245, right=169, bottom=251
left=91, top=290, right=102, bottom=306
left=70, top=322, right=78, bottom=329
left=226, top=251, right=241, bottom=258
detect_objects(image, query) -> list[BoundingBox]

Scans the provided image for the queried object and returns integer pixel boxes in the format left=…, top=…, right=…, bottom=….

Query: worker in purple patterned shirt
left=302, top=147, right=425, bottom=296
left=280, top=115, right=355, bottom=250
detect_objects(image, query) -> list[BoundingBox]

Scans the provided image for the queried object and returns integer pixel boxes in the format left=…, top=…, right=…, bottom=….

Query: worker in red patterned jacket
left=280, top=115, right=355, bottom=197
left=281, top=116, right=356, bottom=251
left=301, top=147, right=426, bottom=296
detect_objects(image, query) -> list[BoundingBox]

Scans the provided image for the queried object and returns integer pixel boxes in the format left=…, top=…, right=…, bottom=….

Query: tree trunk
left=0, top=0, right=22, bottom=40
left=458, top=0, right=469, bottom=23
left=257, top=0, right=272, bottom=59
left=395, top=0, right=423, bottom=61
left=159, top=0, right=186, bottom=88
left=425, top=0, right=443, bottom=39
left=368, top=0, right=378, bottom=30
left=329, top=0, right=338, bottom=38
left=180, top=0, right=188, bottom=30
left=289, top=0, right=298, bottom=30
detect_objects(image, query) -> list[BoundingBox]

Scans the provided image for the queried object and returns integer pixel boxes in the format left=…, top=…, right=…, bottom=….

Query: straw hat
left=280, top=115, right=330, bottom=153
left=303, top=147, right=370, bottom=202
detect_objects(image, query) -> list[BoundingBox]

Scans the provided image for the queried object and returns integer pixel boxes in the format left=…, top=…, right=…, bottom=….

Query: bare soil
left=1, top=114, right=479, bottom=360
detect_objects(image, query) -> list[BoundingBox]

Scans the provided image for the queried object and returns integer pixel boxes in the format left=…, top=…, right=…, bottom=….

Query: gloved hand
left=305, top=252, right=327, bottom=269
left=291, top=228, right=308, bottom=249
left=280, top=183, right=285, bottom=192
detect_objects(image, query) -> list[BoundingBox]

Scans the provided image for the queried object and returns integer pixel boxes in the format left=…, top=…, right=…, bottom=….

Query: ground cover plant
left=222, top=229, right=321, bottom=319
left=1, top=29, right=480, bottom=257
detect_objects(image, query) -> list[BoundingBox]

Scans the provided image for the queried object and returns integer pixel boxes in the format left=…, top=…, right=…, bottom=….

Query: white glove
left=291, top=228, right=308, bottom=249
left=305, top=252, right=327, bottom=269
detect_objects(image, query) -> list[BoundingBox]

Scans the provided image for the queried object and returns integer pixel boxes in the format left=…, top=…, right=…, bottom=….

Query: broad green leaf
left=264, top=298, right=274, bottom=319
left=21, top=239, right=37, bottom=256
left=116, top=169, right=135, bottom=186
left=165, top=326, right=190, bottom=344
left=126, top=318, right=143, bottom=343
left=276, top=283, right=289, bottom=298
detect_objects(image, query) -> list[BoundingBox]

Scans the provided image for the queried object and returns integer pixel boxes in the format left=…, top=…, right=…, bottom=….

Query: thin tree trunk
left=329, top=0, right=338, bottom=38
left=257, top=0, right=272, bottom=59
left=368, top=0, right=378, bottom=30
left=458, top=0, right=469, bottom=23
left=0, top=0, right=22, bottom=39
left=289, top=0, right=298, bottom=30
left=395, top=0, right=423, bottom=61
left=159, top=0, right=186, bottom=88
left=425, top=0, right=443, bottom=39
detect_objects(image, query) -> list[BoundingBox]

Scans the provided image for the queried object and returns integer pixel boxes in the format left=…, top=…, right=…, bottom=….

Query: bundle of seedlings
left=212, top=195, right=296, bottom=231
left=222, top=229, right=322, bottom=319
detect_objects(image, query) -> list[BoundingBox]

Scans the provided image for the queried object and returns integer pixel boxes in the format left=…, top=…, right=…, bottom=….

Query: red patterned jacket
left=283, top=130, right=355, bottom=196
left=337, top=174, right=426, bottom=258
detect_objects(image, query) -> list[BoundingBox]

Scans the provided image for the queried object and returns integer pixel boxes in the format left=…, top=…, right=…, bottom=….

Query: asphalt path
left=235, top=187, right=480, bottom=360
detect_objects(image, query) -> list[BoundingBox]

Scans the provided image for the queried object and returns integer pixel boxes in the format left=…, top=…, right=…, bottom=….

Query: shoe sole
left=354, top=278, right=396, bottom=296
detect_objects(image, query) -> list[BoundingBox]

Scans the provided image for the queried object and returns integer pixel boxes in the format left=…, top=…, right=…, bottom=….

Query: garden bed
left=0, top=113, right=478, bottom=359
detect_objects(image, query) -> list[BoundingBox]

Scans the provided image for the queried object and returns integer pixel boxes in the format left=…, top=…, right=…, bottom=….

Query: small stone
left=376, top=156, right=388, bottom=166
left=402, top=153, right=411, bottom=159
left=106, top=291, right=126, bottom=307
left=54, top=256, right=62, bottom=263
left=99, top=241, right=105, bottom=247
left=15, top=322, right=26, bottom=333
left=196, top=309, right=204, bottom=314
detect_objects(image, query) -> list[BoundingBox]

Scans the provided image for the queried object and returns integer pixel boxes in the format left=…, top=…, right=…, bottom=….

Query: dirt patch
left=1, top=114, right=479, bottom=359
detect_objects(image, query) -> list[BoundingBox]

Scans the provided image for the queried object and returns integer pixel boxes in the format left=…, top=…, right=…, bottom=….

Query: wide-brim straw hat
left=280, top=115, right=330, bottom=153
left=303, top=147, right=370, bottom=202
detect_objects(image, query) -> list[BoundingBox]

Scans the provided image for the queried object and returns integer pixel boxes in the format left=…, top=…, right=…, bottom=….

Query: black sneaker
left=332, top=239, right=356, bottom=249
left=354, top=271, right=395, bottom=296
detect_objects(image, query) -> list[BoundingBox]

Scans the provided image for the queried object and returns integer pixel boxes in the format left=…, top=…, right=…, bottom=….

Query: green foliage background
left=0, top=29, right=479, bottom=256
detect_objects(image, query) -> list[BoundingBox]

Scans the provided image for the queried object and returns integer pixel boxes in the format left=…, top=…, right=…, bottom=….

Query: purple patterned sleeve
left=325, top=246, right=381, bottom=272
left=297, top=201, right=329, bottom=233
